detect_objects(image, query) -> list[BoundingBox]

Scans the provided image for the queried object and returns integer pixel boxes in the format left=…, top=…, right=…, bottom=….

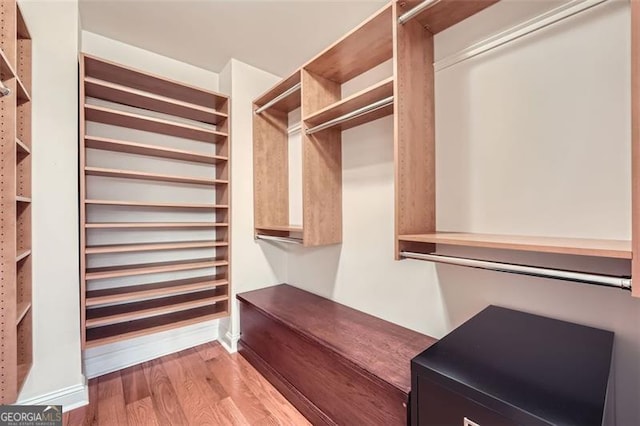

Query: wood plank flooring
left=64, top=342, right=310, bottom=426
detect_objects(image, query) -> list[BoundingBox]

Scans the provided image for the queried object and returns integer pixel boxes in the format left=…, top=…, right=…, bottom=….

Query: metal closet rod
left=398, top=0, right=441, bottom=25
left=256, top=234, right=303, bottom=245
left=255, top=83, right=302, bottom=114
left=306, top=95, right=394, bottom=135
left=400, top=251, right=632, bottom=290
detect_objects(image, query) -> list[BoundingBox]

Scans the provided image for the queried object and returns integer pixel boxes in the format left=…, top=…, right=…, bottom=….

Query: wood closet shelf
left=85, top=258, right=228, bottom=281
left=85, top=305, right=228, bottom=348
left=86, top=289, right=228, bottom=328
left=85, top=199, right=228, bottom=210
left=15, top=249, right=30, bottom=262
left=254, top=70, right=301, bottom=112
left=15, top=137, right=29, bottom=155
left=303, top=77, right=394, bottom=130
left=15, top=75, right=29, bottom=104
left=86, top=277, right=228, bottom=307
left=15, top=302, right=30, bottom=325
left=256, top=225, right=303, bottom=233
left=401, top=0, right=499, bottom=34
left=85, top=222, right=228, bottom=229
left=304, top=4, right=393, bottom=83
left=85, top=136, right=228, bottom=164
left=85, top=77, right=228, bottom=125
left=399, top=233, right=632, bottom=259
left=0, top=47, right=14, bottom=80
left=86, top=240, right=226, bottom=254
left=83, top=54, right=228, bottom=111
left=85, top=166, right=226, bottom=186
left=15, top=196, right=31, bottom=203
left=84, top=104, right=227, bottom=143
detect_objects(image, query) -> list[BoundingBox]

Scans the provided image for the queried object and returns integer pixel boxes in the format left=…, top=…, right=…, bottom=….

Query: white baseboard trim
left=219, top=330, right=240, bottom=353
left=84, top=320, right=219, bottom=379
left=18, top=378, right=89, bottom=413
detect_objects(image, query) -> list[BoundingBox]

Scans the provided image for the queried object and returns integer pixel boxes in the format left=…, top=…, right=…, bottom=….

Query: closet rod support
left=306, top=96, right=394, bottom=135
left=398, top=0, right=441, bottom=25
left=400, top=251, right=632, bottom=290
left=255, top=83, right=302, bottom=114
left=256, top=234, right=303, bottom=245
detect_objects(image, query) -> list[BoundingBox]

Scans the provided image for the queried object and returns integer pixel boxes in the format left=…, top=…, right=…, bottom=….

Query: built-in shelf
left=85, top=258, right=228, bottom=280
left=256, top=225, right=303, bottom=233
left=86, top=277, right=228, bottom=307
left=15, top=196, right=31, bottom=203
left=85, top=199, right=228, bottom=210
left=85, top=222, right=228, bottom=229
left=0, top=47, right=14, bottom=80
left=254, top=70, right=301, bottom=113
left=15, top=302, right=30, bottom=325
left=85, top=305, right=228, bottom=348
left=401, top=0, right=499, bottom=35
left=86, top=290, right=228, bottom=328
left=84, top=104, right=227, bottom=143
left=398, top=233, right=632, bottom=259
left=15, top=249, right=30, bottom=262
left=15, top=137, right=29, bottom=155
left=304, top=4, right=393, bottom=83
left=85, top=136, right=227, bottom=164
left=15, top=74, right=29, bottom=104
left=304, top=77, right=394, bottom=131
left=85, top=240, right=226, bottom=254
left=85, top=77, right=228, bottom=125
left=85, top=166, right=227, bottom=186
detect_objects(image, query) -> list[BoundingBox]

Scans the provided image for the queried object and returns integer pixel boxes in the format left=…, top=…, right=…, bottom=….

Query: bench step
left=237, top=284, right=437, bottom=425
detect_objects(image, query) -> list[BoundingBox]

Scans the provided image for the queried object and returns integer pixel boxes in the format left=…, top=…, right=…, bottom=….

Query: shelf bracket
left=256, top=234, right=304, bottom=245
left=400, top=251, right=632, bottom=290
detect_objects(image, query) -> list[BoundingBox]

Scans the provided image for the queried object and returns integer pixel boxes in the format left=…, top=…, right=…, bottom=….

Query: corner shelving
left=80, top=54, right=231, bottom=348
left=0, top=0, right=32, bottom=403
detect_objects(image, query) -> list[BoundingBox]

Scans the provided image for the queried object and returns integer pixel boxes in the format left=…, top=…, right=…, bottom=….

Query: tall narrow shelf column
left=0, top=1, right=32, bottom=404
left=79, top=55, right=231, bottom=348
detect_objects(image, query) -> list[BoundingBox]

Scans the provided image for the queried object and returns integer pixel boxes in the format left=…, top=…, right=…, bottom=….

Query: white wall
left=218, top=59, right=288, bottom=349
left=284, top=1, right=640, bottom=424
left=16, top=0, right=84, bottom=405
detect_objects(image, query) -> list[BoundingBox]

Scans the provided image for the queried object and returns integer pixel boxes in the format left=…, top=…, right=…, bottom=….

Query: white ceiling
left=79, top=0, right=388, bottom=78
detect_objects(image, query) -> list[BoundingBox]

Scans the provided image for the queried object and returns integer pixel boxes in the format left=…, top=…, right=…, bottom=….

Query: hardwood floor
left=64, top=342, right=310, bottom=426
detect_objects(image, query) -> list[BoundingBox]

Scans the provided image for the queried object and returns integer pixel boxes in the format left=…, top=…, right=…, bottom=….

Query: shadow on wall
left=284, top=244, right=343, bottom=299
left=435, top=262, right=640, bottom=426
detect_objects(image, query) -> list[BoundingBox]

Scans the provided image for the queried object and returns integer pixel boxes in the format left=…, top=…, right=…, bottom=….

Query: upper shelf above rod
left=255, top=82, right=301, bottom=114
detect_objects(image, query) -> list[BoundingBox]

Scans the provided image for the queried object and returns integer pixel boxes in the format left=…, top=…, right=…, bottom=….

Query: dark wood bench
left=237, top=284, right=437, bottom=425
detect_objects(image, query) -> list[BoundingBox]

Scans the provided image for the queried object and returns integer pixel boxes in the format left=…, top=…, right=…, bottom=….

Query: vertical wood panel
left=79, top=55, right=87, bottom=347
left=393, top=2, right=436, bottom=258
left=301, top=69, right=342, bottom=246
left=633, top=0, right=640, bottom=297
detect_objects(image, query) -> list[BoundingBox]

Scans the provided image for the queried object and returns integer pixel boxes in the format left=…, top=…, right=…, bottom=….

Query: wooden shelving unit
left=80, top=54, right=231, bottom=348
left=0, top=1, right=32, bottom=404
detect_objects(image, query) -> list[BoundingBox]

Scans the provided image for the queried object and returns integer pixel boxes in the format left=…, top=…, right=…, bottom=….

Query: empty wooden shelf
left=86, top=277, right=228, bottom=307
left=85, top=136, right=227, bottom=164
left=254, top=70, right=301, bottom=112
left=15, top=302, right=30, bottom=325
left=84, top=104, right=227, bottom=143
left=15, top=137, right=29, bottom=155
left=85, top=258, right=228, bottom=280
left=15, top=249, right=30, bottom=262
left=15, top=196, right=31, bottom=203
left=398, top=0, right=499, bottom=34
left=80, top=54, right=231, bottom=348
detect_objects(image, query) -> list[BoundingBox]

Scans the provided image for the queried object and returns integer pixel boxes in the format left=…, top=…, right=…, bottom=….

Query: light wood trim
left=399, top=233, right=632, bottom=259
left=85, top=306, right=228, bottom=348
left=633, top=0, right=640, bottom=297
left=304, top=4, right=393, bottom=83
left=85, top=199, right=228, bottom=210
left=15, top=196, right=30, bottom=203
left=303, top=77, right=394, bottom=130
left=85, top=77, right=228, bottom=125
left=85, top=258, right=228, bottom=281
left=15, top=137, right=29, bottom=155
left=84, top=135, right=227, bottom=164
left=401, top=0, right=500, bottom=35
left=85, top=222, right=227, bottom=229
left=84, top=104, right=227, bottom=144
left=86, top=294, right=228, bottom=328
left=15, top=249, right=30, bottom=262
left=253, top=106, right=290, bottom=229
left=394, top=2, right=435, bottom=259
left=254, top=69, right=301, bottom=112
left=85, top=240, right=226, bottom=254
left=82, top=53, right=228, bottom=110
left=15, top=302, right=30, bottom=325
left=86, top=277, right=228, bottom=306
left=84, top=166, right=227, bottom=186
left=301, top=70, right=342, bottom=246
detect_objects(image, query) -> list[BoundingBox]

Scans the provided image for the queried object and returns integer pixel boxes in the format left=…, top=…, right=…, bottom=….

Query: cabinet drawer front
left=416, top=376, right=515, bottom=426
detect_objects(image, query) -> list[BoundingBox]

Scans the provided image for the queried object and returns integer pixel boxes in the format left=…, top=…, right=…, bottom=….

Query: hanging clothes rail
left=255, top=83, right=302, bottom=114
left=306, top=96, right=394, bottom=135
left=397, top=0, right=442, bottom=25
left=256, top=234, right=304, bottom=245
